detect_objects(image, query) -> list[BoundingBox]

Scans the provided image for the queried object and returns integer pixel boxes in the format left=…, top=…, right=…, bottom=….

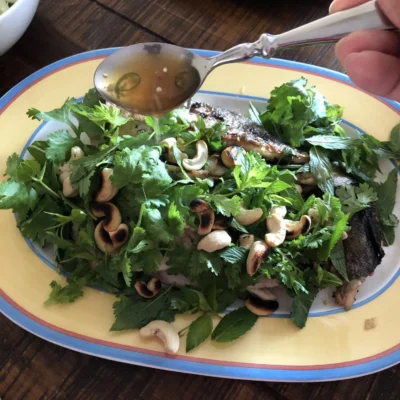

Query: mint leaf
left=330, top=241, right=348, bottom=281
left=110, top=291, right=174, bottom=331
left=186, top=314, right=213, bottom=352
left=309, top=146, right=334, bottom=195
left=290, top=289, right=318, bottom=329
left=211, top=307, right=258, bottom=342
left=305, top=135, right=358, bottom=149
left=220, top=246, right=248, bottom=264
left=45, top=130, right=78, bottom=165
left=122, top=256, right=132, bottom=287
left=389, top=123, right=400, bottom=153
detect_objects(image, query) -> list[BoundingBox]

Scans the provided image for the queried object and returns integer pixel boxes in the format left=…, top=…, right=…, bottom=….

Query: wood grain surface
left=0, top=0, right=398, bottom=399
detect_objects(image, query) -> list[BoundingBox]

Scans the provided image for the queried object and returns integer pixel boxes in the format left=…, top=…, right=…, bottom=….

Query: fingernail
left=328, top=1, right=335, bottom=14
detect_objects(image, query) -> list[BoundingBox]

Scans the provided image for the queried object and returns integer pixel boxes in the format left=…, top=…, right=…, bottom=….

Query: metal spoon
left=94, top=0, right=395, bottom=116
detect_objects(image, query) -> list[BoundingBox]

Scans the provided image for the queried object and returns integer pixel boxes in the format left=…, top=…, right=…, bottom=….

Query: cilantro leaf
left=309, top=146, right=334, bottom=194
left=71, top=102, right=131, bottom=131
left=207, top=194, right=241, bottom=217
left=166, top=202, right=185, bottom=237
left=211, top=307, right=258, bottom=342
left=186, top=314, right=213, bottom=352
left=44, top=279, right=84, bottom=306
left=45, top=130, right=79, bottom=165
left=0, top=179, right=38, bottom=214
left=260, top=78, right=342, bottom=147
left=110, top=291, right=175, bottom=331
left=5, top=154, right=41, bottom=183
left=336, top=183, right=377, bottom=215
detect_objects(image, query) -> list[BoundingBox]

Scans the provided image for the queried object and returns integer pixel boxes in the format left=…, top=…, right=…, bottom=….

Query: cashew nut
left=246, top=240, right=270, bottom=276
left=94, top=220, right=128, bottom=254
left=221, top=146, right=245, bottom=168
left=95, top=168, right=119, bottom=202
left=342, top=231, right=348, bottom=240
left=160, top=137, right=188, bottom=164
left=166, top=164, right=211, bottom=179
left=92, top=202, right=122, bottom=232
left=182, top=140, right=208, bottom=171
left=190, top=199, right=215, bottom=235
left=139, top=320, right=180, bottom=354
left=197, top=230, right=232, bottom=253
left=296, top=173, right=316, bottom=185
left=284, top=215, right=312, bottom=239
left=245, top=296, right=279, bottom=316
left=57, top=146, right=85, bottom=198
left=308, top=207, right=319, bottom=224
left=235, top=206, right=263, bottom=226
left=265, top=215, right=286, bottom=247
left=135, top=277, right=161, bottom=298
left=239, top=234, right=254, bottom=248
left=247, top=286, right=276, bottom=301
left=295, top=184, right=303, bottom=194
left=270, top=206, right=287, bottom=218
left=205, top=154, right=229, bottom=177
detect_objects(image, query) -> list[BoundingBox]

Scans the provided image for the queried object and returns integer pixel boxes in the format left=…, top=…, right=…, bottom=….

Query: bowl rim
left=0, top=0, right=39, bottom=23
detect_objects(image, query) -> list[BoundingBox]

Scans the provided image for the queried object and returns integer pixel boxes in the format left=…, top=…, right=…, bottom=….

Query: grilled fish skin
left=335, top=205, right=385, bottom=310
left=190, top=102, right=309, bottom=164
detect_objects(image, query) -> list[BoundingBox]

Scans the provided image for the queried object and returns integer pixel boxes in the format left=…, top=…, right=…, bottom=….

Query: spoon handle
left=209, top=0, right=396, bottom=68
left=270, top=0, right=395, bottom=51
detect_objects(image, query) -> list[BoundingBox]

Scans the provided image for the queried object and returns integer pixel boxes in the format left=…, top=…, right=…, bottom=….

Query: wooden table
left=0, top=0, right=399, bottom=399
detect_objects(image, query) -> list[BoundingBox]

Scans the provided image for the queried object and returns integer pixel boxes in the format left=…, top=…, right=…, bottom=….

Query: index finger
left=329, top=0, right=368, bottom=13
left=330, top=0, right=400, bottom=28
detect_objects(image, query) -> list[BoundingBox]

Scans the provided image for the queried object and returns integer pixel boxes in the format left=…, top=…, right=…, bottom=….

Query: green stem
left=32, top=178, right=61, bottom=199
left=136, top=203, right=145, bottom=227
left=178, top=325, right=190, bottom=336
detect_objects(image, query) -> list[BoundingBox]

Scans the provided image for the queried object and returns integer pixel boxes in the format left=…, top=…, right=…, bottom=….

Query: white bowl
left=0, top=0, right=40, bottom=56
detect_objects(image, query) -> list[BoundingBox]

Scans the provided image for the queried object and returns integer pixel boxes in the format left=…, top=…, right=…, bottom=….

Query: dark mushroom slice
left=221, top=146, right=246, bottom=168
left=94, top=221, right=128, bottom=255
left=245, top=295, right=279, bottom=316
left=246, top=241, right=271, bottom=276
left=135, top=278, right=161, bottom=298
left=213, top=214, right=233, bottom=230
left=189, top=199, right=215, bottom=235
left=92, top=202, right=122, bottom=232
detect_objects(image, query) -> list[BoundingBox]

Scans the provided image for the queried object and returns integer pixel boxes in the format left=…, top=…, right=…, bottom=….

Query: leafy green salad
left=1, top=78, right=399, bottom=353
left=0, top=0, right=16, bottom=15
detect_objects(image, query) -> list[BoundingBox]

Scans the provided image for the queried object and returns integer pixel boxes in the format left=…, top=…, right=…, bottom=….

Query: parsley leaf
left=186, top=314, right=213, bottom=352
left=211, top=307, right=258, bottom=342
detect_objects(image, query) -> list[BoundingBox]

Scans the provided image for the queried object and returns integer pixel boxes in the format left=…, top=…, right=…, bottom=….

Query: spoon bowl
left=94, top=43, right=210, bottom=116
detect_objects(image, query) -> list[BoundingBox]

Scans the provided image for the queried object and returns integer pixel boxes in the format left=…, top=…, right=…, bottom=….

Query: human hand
left=330, top=0, right=400, bottom=101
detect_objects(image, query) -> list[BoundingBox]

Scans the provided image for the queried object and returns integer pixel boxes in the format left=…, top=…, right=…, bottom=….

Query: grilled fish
left=189, top=102, right=309, bottom=164
left=335, top=205, right=385, bottom=310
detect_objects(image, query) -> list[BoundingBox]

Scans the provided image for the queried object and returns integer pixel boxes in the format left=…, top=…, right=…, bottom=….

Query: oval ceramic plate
left=0, top=49, right=399, bottom=382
